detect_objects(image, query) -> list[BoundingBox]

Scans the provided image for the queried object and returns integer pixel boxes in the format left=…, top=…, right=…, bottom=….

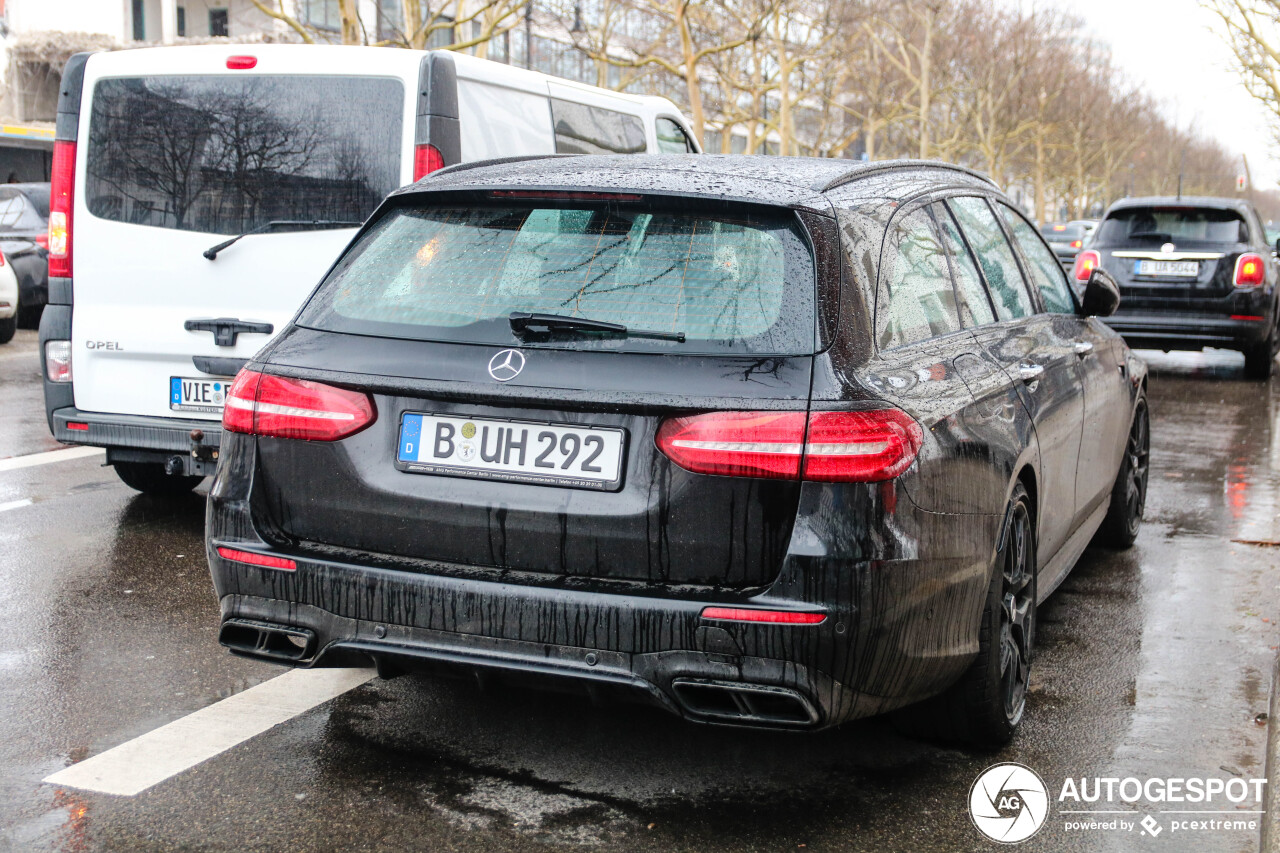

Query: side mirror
left=1273, top=238, right=1279, bottom=257
left=1081, top=268, right=1120, bottom=317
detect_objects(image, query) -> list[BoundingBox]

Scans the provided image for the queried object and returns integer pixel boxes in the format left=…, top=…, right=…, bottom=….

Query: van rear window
left=298, top=203, right=816, bottom=354
left=85, top=76, right=404, bottom=235
left=1094, top=207, right=1248, bottom=247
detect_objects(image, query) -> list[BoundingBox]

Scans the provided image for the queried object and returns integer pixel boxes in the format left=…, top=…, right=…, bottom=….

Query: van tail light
left=1235, top=252, right=1265, bottom=287
left=655, top=409, right=923, bottom=483
left=1073, top=249, right=1100, bottom=282
left=49, top=139, right=75, bottom=278
left=413, top=143, right=444, bottom=180
left=223, top=369, right=376, bottom=441
left=44, top=340, right=72, bottom=383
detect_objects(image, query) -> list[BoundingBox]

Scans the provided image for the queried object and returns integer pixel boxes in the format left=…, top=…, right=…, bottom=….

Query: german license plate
left=1135, top=260, right=1198, bottom=277
left=397, top=413, right=626, bottom=490
left=169, top=376, right=231, bottom=413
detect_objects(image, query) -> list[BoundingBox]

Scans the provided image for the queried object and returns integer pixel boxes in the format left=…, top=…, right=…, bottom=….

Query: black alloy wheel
left=1098, top=398, right=1149, bottom=548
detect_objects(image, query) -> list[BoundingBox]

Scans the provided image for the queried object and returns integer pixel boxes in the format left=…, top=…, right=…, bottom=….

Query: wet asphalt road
left=2, top=326, right=1280, bottom=853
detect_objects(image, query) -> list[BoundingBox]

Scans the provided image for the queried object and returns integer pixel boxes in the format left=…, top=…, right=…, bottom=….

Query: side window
left=550, top=100, right=646, bottom=155
left=933, top=202, right=995, bottom=327
left=656, top=118, right=694, bottom=154
left=998, top=203, right=1077, bottom=314
left=877, top=208, right=962, bottom=351
left=947, top=197, right=1035, bottom=321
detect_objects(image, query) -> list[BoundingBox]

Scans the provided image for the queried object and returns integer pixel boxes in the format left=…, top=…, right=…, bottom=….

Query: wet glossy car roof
left=397, top=154, right=998, bottom=214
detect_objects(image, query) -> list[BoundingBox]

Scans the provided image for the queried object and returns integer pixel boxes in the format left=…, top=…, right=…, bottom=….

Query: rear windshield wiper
left=508, top=311, right=686, bottom=342
left=203, top=219, right=363, bottom=260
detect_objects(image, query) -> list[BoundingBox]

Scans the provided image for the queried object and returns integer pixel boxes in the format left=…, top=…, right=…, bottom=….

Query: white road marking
left=43, top=667, right=375, bottom=796
left=0, top=498, right=33, bottom=513
left=0, top=446, right=104, bottom=472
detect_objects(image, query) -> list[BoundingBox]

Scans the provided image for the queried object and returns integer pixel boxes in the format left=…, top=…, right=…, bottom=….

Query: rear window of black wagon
left=298, top=202, right=818, bottom=355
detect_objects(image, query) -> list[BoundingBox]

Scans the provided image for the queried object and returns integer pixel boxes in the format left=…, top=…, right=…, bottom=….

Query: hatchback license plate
left=397, top=413, right=626, bottom=490
left=1135, top=260, right=1199, bottom=277
left=170, top=376, right=231, bottom=413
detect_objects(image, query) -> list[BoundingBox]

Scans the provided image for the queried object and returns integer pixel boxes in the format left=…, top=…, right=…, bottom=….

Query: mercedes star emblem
left=487, top=349, right=526, bottom=382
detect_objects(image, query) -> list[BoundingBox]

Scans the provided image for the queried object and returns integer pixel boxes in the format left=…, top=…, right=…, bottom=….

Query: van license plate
left=1135, top=260, right=1198, bottom=277
left=396, top=413, right=626, bottom=491
left=170, top=376, right=230, bottom=413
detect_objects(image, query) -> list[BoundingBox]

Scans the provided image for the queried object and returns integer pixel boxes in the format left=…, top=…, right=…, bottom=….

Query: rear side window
left=551, top=100, right=646, bottom=154
left=656, top=118, right=694, bottom=154
left=948, top=197, right=1034, bottom=321
left=85, top=75, right=404, bottom=235
left=1094, top=206, right=1248, bottom=247
left=999, top=204, right=1076, bottom=314
left=933, top=203, right=995, bottom=327
left=0, top=190, right=44, bottom=230
left=298, top=203, right=816, bottom=355
left=876, top=208, right=961, bottom=350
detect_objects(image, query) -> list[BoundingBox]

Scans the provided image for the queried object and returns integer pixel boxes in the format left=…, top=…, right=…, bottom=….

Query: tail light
left=49, top=139, right=75, bottom=277
left=413, top=143, right=444, bottom=180
left=655, top=409, right=923, bottom=483
left=1070, top=239, right=1082, bottom=249
left=44, top=340, right=72, bottom=383
left=1235, top=252, right=1265, bottom=287
left=223, top=369, right=376, bottom=441
left=0, top=250, right=7, bottom=266
left=1073, top=249, right=1100, bottom=282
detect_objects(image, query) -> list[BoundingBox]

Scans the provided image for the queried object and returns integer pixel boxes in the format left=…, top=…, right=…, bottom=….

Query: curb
left=1262, top=651, right=1280, bottom=852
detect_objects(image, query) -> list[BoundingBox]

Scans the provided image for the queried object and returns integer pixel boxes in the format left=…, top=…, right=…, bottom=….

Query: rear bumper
left=51, top=407, right=222, bottom=476
left=207, top=435, right=1001, bottom=730
left=1102, top=312, right=1272, bottom=351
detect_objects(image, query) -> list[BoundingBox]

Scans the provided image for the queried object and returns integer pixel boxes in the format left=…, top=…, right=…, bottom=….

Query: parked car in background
left=1075, top=196, right=1280, bottom=378
left=0, top=182, right=49, bottom=328
left=0, top=250, right=18, bottom=344
left=38, top=44, right=698, bottom=496
left=1041, top=221, right=1090, bottom=270
left=207, top=155, right=1146, bottom=747
left=1070, top=218, right=1099, bottom=241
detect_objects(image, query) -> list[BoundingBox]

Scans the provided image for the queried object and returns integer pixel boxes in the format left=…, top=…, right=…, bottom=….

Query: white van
left=38, top=45, right=699, bottom=494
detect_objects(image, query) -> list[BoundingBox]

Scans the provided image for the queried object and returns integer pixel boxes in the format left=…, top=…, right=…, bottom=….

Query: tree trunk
left=677, top=3, right=706, bottom=147
left=340, top=0, right=361, bottom=44
left=1034, top=127, right=1045, bottom=224
left=918, top=6, right=933, bottom=159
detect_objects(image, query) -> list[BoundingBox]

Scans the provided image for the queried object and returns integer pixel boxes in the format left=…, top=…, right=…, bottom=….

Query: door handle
left=1073, top=341, right=1094, bottom=356
left=184, top=317, right=274, bottom=347
left=1018, top=363, right=1045, bottom=383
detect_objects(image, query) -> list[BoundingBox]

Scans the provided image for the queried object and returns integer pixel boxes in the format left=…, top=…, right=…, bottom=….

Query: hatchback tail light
left=413, top=143, right=444, bottom=180
left=655, top=409, right=923, bottom=483
left=1073, top=249, right=1100, bottom=282
left=48, top=139, right=75, bottom=277
left=1070, top=239, right=1082, bottom=249
left=1235, top=252, right=1265, bottom=287
left=223, top=369, right=376, bottom=441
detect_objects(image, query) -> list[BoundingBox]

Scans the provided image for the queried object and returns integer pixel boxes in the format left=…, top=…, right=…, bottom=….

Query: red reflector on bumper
left=1231, top=315, right=1265, bottom=321
left=700, top=606, right=826, bottom=625
left=66, top=422, right=88, bottom=431
left=216, top=546, right=297, bottom=571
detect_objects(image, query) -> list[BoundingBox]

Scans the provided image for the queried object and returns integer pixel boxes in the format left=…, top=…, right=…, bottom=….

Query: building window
left=301, top=0, right=340, bottom=31
left=132, top=0, right=146, bottom=41
left=209, top=8, right=228, bottom=36
left=177, top=7, right=186, bottom=37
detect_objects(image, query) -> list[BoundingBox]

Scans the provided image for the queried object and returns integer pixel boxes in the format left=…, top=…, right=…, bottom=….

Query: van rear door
left=71, top=48, right=417, bottom=421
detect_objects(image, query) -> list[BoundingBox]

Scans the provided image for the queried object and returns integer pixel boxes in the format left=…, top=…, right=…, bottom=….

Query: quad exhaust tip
left=219, top=618, right=316, bottom=662
left=671, top=679, right=818, bottom=727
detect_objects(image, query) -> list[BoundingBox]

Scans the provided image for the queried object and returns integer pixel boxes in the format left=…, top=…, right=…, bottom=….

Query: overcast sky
left=1053, top=0, right=1278, bottom=186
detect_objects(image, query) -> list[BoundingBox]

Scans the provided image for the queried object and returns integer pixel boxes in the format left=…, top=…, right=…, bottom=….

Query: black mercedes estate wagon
left=206, top=155, right=1147, bottom=746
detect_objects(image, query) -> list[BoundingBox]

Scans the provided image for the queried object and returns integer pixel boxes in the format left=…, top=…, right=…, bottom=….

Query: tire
left=1096, top=397, right=1149, bottom=549
left=0, top=312, right=15, bottom=345
left=113, top=461, right=203, bottom=496
left=17, top=301, right=42, bottom=330
left=894, top=483, right=1036, bottom=748
left=1243, top=321, right=1278, bottom=379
